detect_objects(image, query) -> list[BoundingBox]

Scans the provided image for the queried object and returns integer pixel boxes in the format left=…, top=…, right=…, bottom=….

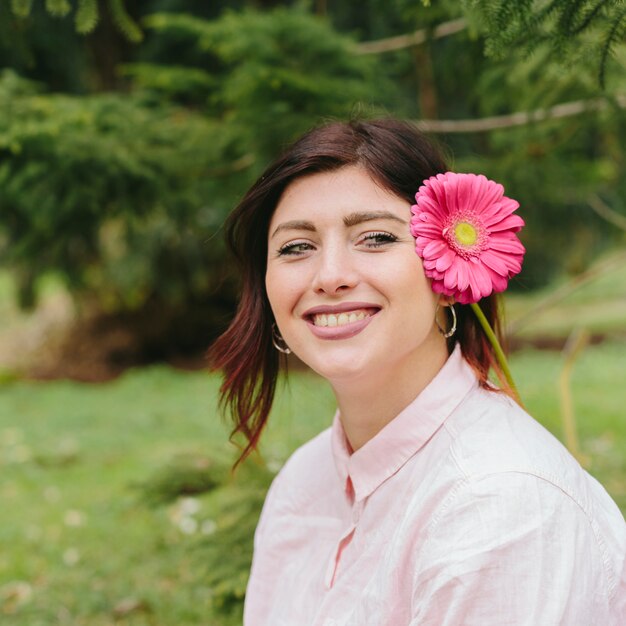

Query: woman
left=210, top=119, right=626, bottom=625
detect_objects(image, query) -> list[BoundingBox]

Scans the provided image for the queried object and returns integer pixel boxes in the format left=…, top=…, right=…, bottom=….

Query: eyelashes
left=361, top=231, right=398, bottom=247
left=277, top=241, right=313, bottom=256
left=276, top=231, right=398, bottom=256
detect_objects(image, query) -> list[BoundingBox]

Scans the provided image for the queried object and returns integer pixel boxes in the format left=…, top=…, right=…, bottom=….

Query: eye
left=359, top=231, right=398, bottom=248
left=277, top=240, right=314, bottom=256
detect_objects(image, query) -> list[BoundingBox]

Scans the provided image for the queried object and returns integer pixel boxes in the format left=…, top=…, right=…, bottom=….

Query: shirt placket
left=324, top=476, right=364, bottom=589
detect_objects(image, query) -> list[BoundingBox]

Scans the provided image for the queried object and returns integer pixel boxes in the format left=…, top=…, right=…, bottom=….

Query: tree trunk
left=413, top=42, right=438, bottom=119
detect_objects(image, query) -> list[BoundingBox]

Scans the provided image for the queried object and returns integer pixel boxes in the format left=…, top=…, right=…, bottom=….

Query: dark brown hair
left=209, top=118, right=510, bottom=466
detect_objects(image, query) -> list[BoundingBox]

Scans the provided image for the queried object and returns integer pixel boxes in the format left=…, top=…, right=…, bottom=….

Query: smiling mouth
left=311, top=308, right=377, bottom=327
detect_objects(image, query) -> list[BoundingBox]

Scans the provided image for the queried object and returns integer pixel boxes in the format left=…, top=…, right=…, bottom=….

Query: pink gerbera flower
left=410, top=172, right=525, bottom=304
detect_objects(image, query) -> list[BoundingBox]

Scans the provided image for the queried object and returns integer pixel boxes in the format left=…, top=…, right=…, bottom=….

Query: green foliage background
left=1, top=0, right=624, bottom=362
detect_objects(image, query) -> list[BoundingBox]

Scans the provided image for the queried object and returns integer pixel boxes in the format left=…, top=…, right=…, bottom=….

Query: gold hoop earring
left=435, top=304, right=457, bottom=339
left=271, top=323, right=291, bottom=354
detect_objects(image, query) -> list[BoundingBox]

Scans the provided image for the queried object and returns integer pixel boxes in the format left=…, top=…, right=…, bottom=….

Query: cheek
left=264, top=269, right=280, bottom=317
left=393, top=259, right=439, bottom=315
left=377, top=250, right=431, bottom=290
left=265, top=265, right=299, bottom=319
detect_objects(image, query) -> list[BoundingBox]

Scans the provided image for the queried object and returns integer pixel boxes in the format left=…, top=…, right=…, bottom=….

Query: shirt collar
left=330, top=344, right=477, bottom=503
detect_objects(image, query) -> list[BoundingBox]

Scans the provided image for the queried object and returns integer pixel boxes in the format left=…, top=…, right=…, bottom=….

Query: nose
left=311, top=242, right=359, bottom=295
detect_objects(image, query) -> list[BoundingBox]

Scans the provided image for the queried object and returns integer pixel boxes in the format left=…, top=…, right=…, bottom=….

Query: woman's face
left=265, top=166, right=446, bottom=385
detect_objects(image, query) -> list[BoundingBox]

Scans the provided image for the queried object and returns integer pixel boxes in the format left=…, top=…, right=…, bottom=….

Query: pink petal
left=480, top=250, right=509, bottom=276
left=504, top=252, right=524, bottom=273
left=443, top=177, right=461, bottom=216
left=415, top=235, right=436, bottom=255
left=485, top=249, right=523, bottom=275
left=435, top=249, right=456, bottom=272
left=430, top=180, right=450, bottom=215
left=486, top=214, right=525, bottom=233
left=479, top=260, right=509, bottom=293
left=411, top=221, right=444, bottom=238
left=498, top=197, right=520, bottom=213
left=489, top=235, right=525, bottom=255
left=444, top=174, right=472, bottom=217
left=429, top=268, right=445, bottom=280
left=424, top=262, right=445, bottom=280
left=456, top=259, right=470, bottom=291
left=415, top=236, right=433, bottom=247
left=466, top=261, right=493, bottom=301
left=489, top=270, right=509, bottom=293
left=479, top=176, right=505, bottom=209
left=468, top=174, right=504, bottom=214
left=422, top=239, right=449, bottom=259
left=480, top=198, right=518, bottom=225
left=443, top=263, right=460, bottom=291
left=431, top=279, right=454, bottom=297
left=416, top=195, right=444, bottom=219
left=453, top=288, right=471, bottom=305
left=416, top=186, right=446, bottom=222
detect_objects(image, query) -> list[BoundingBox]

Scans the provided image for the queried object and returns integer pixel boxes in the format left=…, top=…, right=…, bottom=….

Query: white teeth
left=312, top=309, right=373, bottom=327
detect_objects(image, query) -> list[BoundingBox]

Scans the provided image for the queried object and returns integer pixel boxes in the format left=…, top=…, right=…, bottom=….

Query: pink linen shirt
left=244, top=346, right=626, bottom=625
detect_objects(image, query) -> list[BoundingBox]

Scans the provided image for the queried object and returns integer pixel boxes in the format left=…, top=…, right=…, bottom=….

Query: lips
left=302, top=301, right=382, bottom=317
left=302, top=302, right=381, bottom=340
left=312, top=308, right=380, bottom=327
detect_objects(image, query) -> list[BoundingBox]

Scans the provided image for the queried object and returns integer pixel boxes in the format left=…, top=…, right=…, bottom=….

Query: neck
left=330, top=336, right=449, bottom=452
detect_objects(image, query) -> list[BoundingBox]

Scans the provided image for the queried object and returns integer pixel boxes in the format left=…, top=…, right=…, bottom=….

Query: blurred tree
left=8, top=0, right=624, bottom=86
left=0, top=7, right=388, bottom=364
left=330, top=0, right=626, bottom=284
left=0, top=70, right=226, bottom=310
left=464, top=0, right=626, bottom=88
left=0, top=1, right=624, bottom=365
left=8, top=0, right=140, bottom=38
left=130, top=8, right=385, bottom=162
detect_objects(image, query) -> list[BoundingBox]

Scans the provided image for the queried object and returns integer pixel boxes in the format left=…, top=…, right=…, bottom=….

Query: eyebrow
left=344, top=211, right=407, bottom=227
left=270, top=210, right=407, bottom=239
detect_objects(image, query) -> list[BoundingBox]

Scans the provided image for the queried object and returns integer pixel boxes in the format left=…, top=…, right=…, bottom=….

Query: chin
left=305, top=353, right=376, bottom=384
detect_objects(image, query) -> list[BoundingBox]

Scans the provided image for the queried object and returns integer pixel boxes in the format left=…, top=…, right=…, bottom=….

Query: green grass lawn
left=505, top=251, right=626, bottom=340
left=0, top=341, right=625, bottom=624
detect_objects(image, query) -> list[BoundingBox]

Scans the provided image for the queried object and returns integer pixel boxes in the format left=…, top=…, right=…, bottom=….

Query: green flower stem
left=469, top=302, right=522, bottom=404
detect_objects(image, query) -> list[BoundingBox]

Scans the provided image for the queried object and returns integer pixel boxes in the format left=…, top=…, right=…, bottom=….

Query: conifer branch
left=45, top=0, right=71, bottom=16
left=414, top=94, right=626, bottom=133
left=571, top=0, right=610, bottom=35
left=587, top=195, right=626, bottom=231
left=355, top=18, right=467, bottom=54
left=108, top=0, right=142, bottom=42
left=76, top=0, right=98, bottom=34
left=10, top=0, right=33, bottom=18
left=599, top=6, right=626, bottom=88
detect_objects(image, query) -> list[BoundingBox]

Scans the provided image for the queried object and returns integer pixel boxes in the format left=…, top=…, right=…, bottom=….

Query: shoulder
left=433, top=386, right=626, bottom=607
left=447, top=385, right=596, bottom=501
left=261, top=427, right=339, bottom=511
left=252, top=427, right=337, bottom=547
left=278, top=426, right=334, bottom=483
left=444, top=384, right=625, bottom=537
left=412, top=465, right=626, bottom=623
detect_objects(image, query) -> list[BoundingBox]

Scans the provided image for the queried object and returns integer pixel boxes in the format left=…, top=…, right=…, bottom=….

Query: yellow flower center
left=454, top=221, right=478, bottom=247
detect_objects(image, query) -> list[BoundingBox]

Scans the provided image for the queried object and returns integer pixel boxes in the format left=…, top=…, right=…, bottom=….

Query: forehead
left=270, top=166, right=410, bottom=227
